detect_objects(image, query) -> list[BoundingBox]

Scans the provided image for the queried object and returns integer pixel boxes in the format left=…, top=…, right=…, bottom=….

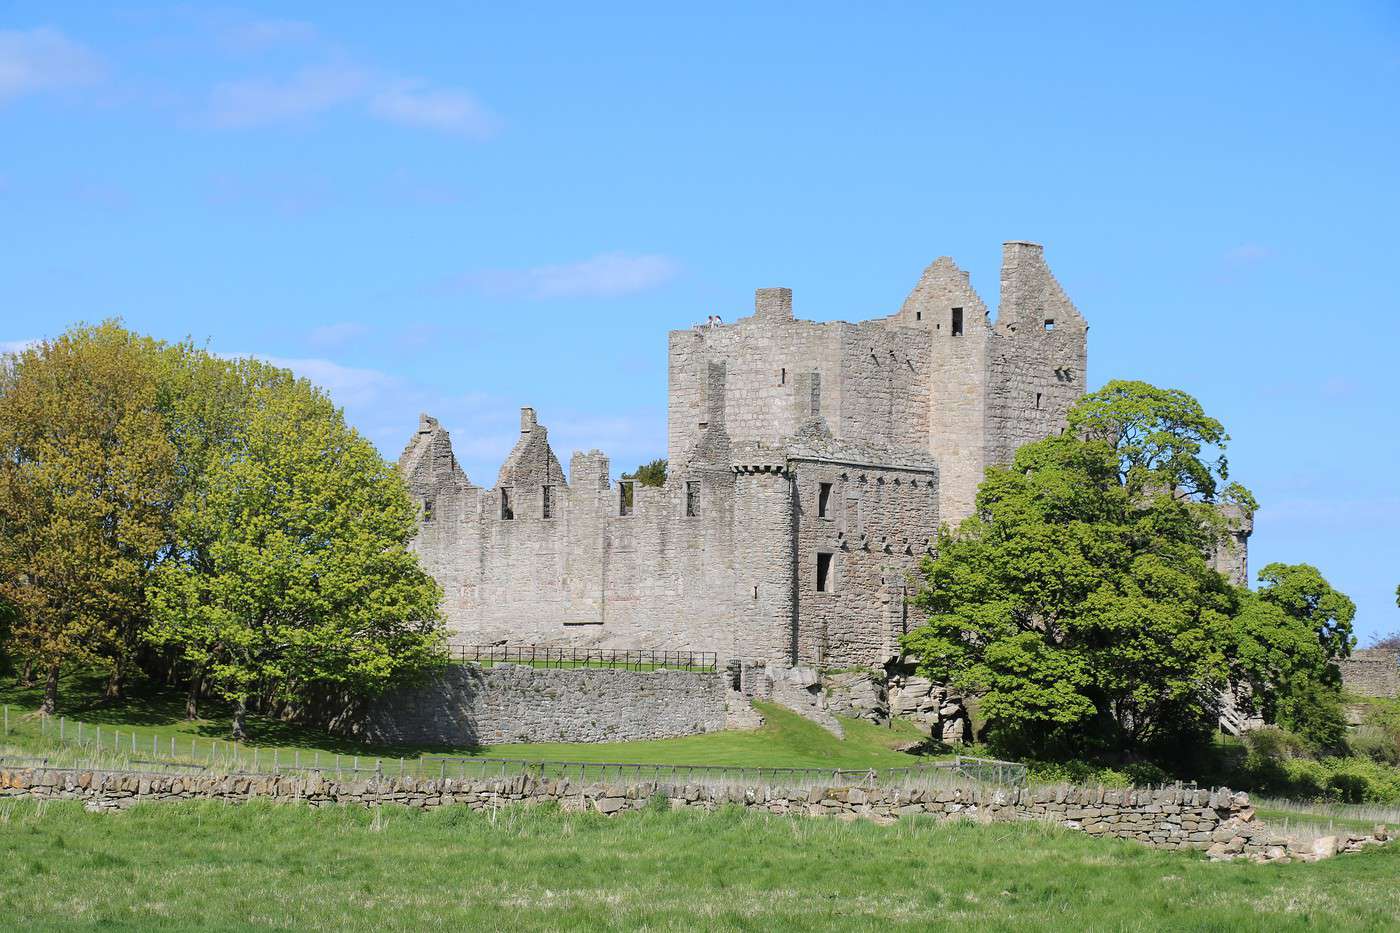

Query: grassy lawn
left=0, top=798, right=1397, bottom=931
left=0, top=671, right=935, bottom=773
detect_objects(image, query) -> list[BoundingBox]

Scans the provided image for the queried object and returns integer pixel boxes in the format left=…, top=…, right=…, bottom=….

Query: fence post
left=60, top=716, right=64, bottom=742
left=2, top=704, right=6, bottom=735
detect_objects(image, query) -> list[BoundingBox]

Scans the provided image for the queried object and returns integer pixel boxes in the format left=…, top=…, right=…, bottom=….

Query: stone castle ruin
left=398, top=241, right=1249, bottom=674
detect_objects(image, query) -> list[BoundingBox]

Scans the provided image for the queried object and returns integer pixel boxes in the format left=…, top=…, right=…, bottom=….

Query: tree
left=1228, top=564, right=1355, bottom=749
left=624, top=459, right=668, bottom=488
left=0, top=323, right=176, bottom=714
left=902, top=381, right=1250, bottom=758
left=146, top=371, right=444, bottom=738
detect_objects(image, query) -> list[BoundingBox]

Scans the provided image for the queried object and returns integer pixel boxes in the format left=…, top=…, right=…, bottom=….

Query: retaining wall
left=345, top=664, right=727, bottom=745
left=1339, top=650, right=1400, bottom=699
left=2, top=764, right=1389, bottom=864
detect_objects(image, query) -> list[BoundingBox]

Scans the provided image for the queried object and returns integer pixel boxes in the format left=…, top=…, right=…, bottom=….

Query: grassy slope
left=1, top=799, right=1397, bottom=931
left=0, top=672, right=932, bottom=770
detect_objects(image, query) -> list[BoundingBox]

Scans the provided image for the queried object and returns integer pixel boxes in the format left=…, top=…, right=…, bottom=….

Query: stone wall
left=4, top=764, right=1388, bottom=864
left=344, top=664, right=727, bottom=745
left=1340, top=649, right=1400, bottom=698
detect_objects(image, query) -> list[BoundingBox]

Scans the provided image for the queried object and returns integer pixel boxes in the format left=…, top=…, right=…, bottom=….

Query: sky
left=2, top=3, right=1398, bottom=639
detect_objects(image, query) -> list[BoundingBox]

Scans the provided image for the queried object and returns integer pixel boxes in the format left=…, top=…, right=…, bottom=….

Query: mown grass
left=0, top=798, right=1397, bottom=931
left=0, top=671, right=935, bottom=772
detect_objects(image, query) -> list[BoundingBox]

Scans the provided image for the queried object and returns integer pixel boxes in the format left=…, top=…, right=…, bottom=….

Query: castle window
left=1035, top=392, right=1042, bottom=410
left=1044, top=319, right=1055, bottom=332
left=816, top=552, right=834, bottom=593
left=818, top=482, right=833, bottom=518
left=542, top=485, right=554, bottom=519
left=619, top=481, right=634, bottom=516
left=951, top=307, right=964, bottom=337
left=779, top=367, right=786, bottom=385
left=915, top=310, right=922, bottom=321
left=422, top=498, right=435, bottom=523
left=685, top=481, right=700, bottom=518
left=500, top=488, right=514, bottom=521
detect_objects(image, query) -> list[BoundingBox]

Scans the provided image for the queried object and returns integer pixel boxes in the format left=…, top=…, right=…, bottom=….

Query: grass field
left=0, top=798, right=1397, bottom=931
left=0, top=671, right=934, bottom=772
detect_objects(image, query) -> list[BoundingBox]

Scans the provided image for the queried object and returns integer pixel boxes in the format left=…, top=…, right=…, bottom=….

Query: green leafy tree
left=146, top=371, right=444, bottom=738
left=624, top=459, right=668, bottom=488
left=902, top=380, right=1248, bottom=758
left=0, top=323, right=176, bottom=713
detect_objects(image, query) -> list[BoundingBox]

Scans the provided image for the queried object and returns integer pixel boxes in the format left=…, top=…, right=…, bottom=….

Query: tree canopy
left=624, top=459, right=668, bottom=488
left=901, top=380, right=1346, bottom=761
left=0, top=322, right=445, bottom=733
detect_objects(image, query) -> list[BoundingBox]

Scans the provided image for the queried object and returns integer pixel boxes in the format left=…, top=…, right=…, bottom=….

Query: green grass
left=0, top=671, right=938, bottom=773
left=0, top=798, right=1397, bottom=931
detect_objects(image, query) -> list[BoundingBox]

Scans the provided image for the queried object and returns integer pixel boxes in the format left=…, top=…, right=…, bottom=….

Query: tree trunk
left=231, top=698, right=248, bottom=741
left=104, top=659, right=124, bottom=701
left=185, top=669, right=204, bottom=721
left=39, top=663, right=59, bottom=716
left=20, top=657, right=35, bottom=687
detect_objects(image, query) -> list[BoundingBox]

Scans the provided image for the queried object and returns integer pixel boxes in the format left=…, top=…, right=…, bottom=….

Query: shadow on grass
left=0, top=669, right=486, bottom=759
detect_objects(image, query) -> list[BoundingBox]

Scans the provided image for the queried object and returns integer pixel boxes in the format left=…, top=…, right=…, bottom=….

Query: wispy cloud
left=464, top=253, right=681, bottom=300
left=0, top=27, right=102, bottom=103
left=1, top=338, right=40, bottom=354
left=207, top=64, right=496, bottom=136
left=208, top=65, right=367, bottom=127
left=307, top=322, right=371, bottom=350
left=367, top=83, right=497, bottom=137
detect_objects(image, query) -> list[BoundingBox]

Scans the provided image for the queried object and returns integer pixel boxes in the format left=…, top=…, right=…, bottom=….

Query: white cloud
left=466, top=253, right=681, bottom=300
left=1, top=339, right=39, bottom=354
left=0, top=27, right=102, bottom=103
left=207, top=65, right=495, bottom=136
left=208, top=65, right=368, bottom=127
left=307, top=322, right=371, bottom=349
left=368, top=83, right=497, bottom=137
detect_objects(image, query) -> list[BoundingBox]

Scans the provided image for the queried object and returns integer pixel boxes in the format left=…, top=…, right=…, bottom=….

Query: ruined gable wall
left=985, top=242, right=1088, bottom=468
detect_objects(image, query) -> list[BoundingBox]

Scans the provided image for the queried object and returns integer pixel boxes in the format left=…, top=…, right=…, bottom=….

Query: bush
left=1349, top=725, right=1400, bottom=766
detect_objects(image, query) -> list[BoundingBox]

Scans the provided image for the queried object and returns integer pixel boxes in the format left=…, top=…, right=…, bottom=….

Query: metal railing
left=450, top=645, right=719, bottom=672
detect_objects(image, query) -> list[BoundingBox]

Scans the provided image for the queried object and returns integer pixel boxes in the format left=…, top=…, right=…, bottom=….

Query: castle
left=398, top=241, right=1244, bottom=670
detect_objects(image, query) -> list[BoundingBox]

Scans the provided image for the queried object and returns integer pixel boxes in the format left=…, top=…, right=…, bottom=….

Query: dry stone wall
left=4, top=765, right=1389, bottom=864
left=1339, top=649, right=1400, bottom=698
left=343, top=664, right=727, bottom=746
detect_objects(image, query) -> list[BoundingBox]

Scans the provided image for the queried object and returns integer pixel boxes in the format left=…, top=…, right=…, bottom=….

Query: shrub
left=1349, top=725, right=1400, bottom=766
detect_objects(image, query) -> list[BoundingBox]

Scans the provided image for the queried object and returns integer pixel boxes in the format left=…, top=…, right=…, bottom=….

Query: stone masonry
left=3, top=764, right=1389, bottom=864
left=341, top=664, right=727, bottom=746
left=1339, top=649, right=1400, bottom=698
left=401, top=242, right=1251, bottom=670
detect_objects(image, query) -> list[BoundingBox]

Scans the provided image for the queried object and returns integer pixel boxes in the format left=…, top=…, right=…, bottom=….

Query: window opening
left=951, top=307, right=964, bottom=337
left=685, top=481, right=700, bottom=518
left=915, top=310, right=922, bottom=321
left=816, top=552, right=834, bottom=593
left=499, top=488, right=514, bottom=521
left=619, top=481, right=634, bottom=516
left=779, top=367, right=786, bottom=385
left=422, top=499, right=435, bottom=523
left=818, top=482, right=833, bottom=518
left=1044, top=319, right=1055, bottom=331
left=542, top=485, right=554, bottom=519
left=1035, top=392, right=1042, bottom=410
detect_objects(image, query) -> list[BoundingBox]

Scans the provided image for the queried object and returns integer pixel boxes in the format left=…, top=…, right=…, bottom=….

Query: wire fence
left=2, top=699, right=1027, bottom=788
left=449, top=645, right=719, bottom=672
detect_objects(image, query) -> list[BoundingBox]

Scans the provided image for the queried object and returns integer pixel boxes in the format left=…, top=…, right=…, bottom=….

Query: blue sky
left=2, top=3, right=1398, bottom=639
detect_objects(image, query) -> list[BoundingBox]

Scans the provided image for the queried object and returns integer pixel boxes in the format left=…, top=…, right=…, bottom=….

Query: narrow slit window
left=1035, top=392, right=1042, bottom=410
left=779, top=367, right=786, bottom=385
left=915, top=310, right=922, bottom=321
left=951, top=307, right=964, bottom=337
left=816, top=552, right=834, bottom=593
left=818, top=482, right=833, bottom=518
left=499, top=488, right=514, bottom=521
left=541, top=485, right=554, bottom=519
left=685, top=481, right=700, bottom=518
left=422, top=498, right=435, bottom=523
left=619, top=481, right=634, bottom=516
left=1044, top=319, right=1055, bottom=331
